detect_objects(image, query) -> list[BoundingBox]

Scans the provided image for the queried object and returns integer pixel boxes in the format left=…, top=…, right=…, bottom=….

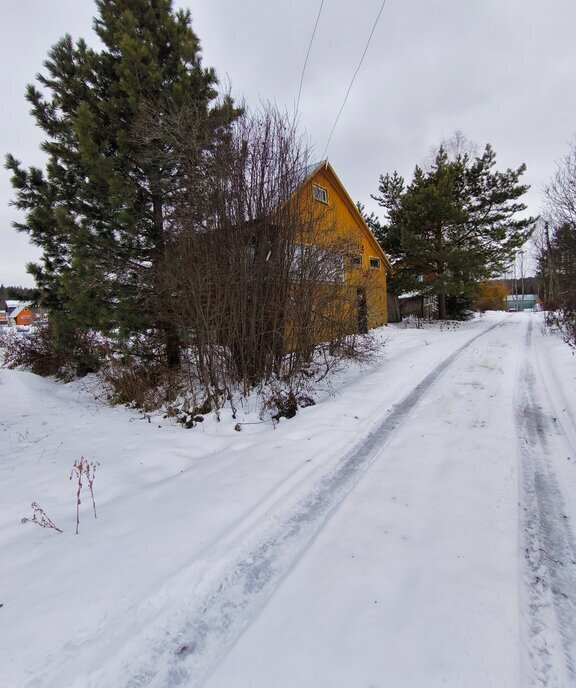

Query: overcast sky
left=3, top=0, right=576, bottom=286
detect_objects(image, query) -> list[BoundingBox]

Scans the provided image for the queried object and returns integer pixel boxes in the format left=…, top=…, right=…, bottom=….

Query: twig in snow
left=21, top=502, right=63, bottom=533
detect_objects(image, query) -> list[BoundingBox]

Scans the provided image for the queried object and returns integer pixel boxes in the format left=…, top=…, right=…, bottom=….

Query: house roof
left=9, top=305, right=27, bottom=320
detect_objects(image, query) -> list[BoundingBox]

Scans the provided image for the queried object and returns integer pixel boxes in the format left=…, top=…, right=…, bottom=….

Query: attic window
left=369, top=257, right=381, bottom=269
left=350, top=254, right=363, bottom=268
left=312, top=184, right=328, bottom=204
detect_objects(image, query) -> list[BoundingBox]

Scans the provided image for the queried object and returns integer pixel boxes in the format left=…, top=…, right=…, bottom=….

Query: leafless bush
left=544, top=309, right=576, bottom=349
left=0, top=324, right=67, bottom=377
left=0, top=323, right=106, bottom=379
left=101, top=358, right=169, bottom=410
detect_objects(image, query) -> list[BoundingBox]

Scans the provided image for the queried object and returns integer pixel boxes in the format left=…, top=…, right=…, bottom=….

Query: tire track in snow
left=517, top=321, right=576, bottom=687
left=91, top=319, right=506, bottom=688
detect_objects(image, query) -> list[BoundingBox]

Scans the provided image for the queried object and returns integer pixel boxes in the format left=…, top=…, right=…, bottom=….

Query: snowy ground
left=2, top=311, right=576, bottom=687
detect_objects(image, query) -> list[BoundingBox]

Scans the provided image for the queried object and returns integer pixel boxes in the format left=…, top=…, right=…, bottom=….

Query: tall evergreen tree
left=369, top=144, right=536, bottom=319
left=6, top=0, right=237, bottom=367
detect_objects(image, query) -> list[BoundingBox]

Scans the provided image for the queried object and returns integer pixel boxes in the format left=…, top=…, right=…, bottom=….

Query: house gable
left=293, top=160, right=390, bottom=329
left=302, top=162, right=391, bottom=271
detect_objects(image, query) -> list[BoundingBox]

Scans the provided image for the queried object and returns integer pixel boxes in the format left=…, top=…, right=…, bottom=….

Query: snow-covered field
left=2, top=312, right=576, bottom=687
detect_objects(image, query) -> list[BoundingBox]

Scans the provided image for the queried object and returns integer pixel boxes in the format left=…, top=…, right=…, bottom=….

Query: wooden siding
left=295, top=162, right=390, bottom=331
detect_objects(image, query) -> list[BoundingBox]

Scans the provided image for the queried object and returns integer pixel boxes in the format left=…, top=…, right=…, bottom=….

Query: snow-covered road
left=2, top=312, right=576, bottom=688
left=200, top=315, right=576, bottom=688
left=202, top=315, right=522, bottom=688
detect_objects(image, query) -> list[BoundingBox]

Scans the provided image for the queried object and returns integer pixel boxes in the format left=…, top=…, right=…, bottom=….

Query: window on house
left=326, top=254, right=345, bottom=282
left=312, top=184, right=328, bottom=204
left=290, top=244, right=344, bottom=282
left=369, top=257, right=381, bottom=269
left=351, top=254, right=363, bottom=268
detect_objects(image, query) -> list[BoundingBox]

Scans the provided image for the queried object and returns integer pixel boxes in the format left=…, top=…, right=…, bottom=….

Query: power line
left=322, top=0, right=388, bottom=159
left=295, top=0, right=325, bottom=114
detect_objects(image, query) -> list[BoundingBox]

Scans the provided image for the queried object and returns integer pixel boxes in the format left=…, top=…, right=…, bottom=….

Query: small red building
left=6, top=303, right=35, bottom=327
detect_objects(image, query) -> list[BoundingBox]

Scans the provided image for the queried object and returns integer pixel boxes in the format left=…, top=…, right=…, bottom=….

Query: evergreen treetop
left=369, top=142, right=536, bottom=319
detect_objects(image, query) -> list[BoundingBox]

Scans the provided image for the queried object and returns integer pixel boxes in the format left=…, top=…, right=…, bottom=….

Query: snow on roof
left=9, top=305, right=26, bottom=320
left=300, top=160, right=325, bottom=182
left=270, top=160, right=326, bottom=208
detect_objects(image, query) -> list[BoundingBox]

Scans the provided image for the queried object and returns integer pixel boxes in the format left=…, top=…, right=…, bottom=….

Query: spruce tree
left=6, top=0, right=237, bottom=368
left=370, top=144, right=536, bottom=319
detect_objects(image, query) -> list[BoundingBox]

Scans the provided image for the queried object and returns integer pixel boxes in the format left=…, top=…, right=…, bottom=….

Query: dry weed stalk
left=70, top=458, right=100, bottom=534
left=21, top=502, right=63, bottom=533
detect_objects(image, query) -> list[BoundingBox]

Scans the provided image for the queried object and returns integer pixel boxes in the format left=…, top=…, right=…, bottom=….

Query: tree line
left=0, top=285, right=41, bottom=306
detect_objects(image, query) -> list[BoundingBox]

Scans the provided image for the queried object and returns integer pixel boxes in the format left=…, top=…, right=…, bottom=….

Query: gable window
left=312, top=184, right=328, bottom=204
left=350, top=253, right=363, bottom=268
left=369, top=257, right=381, bottom=269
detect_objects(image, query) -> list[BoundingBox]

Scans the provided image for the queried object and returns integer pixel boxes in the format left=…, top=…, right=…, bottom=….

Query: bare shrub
left=102, top=359, right=168, bottom=410
left=0, top=323, right=105, bottom=379
left=544, top=309, right=576, bottom=349
left=0, top=324, right=66, bottom=377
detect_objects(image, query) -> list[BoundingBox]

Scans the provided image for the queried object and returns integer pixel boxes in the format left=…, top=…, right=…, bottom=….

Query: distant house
left=0, top=310, right=7, bottom=326
left=506, top=294, right=538, bottom=311
left=5, top=301, right=35, bottom=327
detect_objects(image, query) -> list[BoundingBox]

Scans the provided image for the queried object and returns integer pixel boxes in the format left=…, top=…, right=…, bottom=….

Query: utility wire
left=322, top=0, right=388, bottom=159
left=295, top=0, right=326, bottom=114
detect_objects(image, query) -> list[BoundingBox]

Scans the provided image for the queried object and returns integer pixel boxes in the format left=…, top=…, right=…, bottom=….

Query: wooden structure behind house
left=398, top=293, right=438, bottom=320
left=293, top=161, right=391, bottom=332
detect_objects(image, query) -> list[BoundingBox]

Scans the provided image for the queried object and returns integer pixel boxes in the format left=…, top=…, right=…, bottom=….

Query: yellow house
left=168, top=158, right=391, bottom=385
left=289, top=160, right=391, bottom=333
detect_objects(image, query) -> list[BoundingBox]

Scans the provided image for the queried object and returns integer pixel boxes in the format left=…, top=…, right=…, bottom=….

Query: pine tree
left=6, top=0, right=237, bottom=368
left=370, top=144, right=536, bottom=319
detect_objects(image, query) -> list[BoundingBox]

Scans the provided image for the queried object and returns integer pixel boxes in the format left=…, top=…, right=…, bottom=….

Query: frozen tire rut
left=90, top=321, right=504, bottom=688
left=517, top=321, right=576, bottom=687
